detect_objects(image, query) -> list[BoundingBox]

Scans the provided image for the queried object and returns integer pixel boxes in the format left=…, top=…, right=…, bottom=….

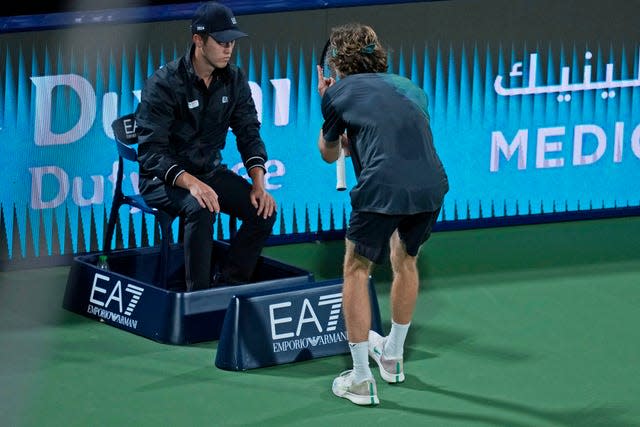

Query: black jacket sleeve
left=136, top=68, right=186, bottom=186
left=229, top=68, right=267, bottom=173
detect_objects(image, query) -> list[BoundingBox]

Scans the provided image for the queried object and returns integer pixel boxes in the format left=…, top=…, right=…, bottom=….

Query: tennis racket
left=320, top=39, right=347, bottom=191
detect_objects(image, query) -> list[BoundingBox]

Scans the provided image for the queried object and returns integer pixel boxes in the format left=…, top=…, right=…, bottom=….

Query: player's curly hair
left=329, top=23, right=387, bottom=76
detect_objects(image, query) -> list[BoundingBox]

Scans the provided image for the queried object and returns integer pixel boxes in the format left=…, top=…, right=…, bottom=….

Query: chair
left=104, top=113, right=179, bottom=289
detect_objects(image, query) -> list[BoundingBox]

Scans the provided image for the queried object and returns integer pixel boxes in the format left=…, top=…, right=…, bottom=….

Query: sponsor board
left=215, top=278, right=382, bottom=370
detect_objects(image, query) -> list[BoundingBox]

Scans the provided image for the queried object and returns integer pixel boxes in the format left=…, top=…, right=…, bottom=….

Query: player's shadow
left=243, top=320, right=531, bottom=381
left=251, top=354, right=352, bottom=378
left=402, top=323, right=533, bottom=363
left=244, top=378, right=632, bottom=427
left=385, top=377, right=632, bottom=427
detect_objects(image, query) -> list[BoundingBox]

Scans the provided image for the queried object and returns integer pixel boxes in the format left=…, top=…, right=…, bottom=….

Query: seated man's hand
left=250, top=186, right=276, bottom=219
left=176, top=173, right=220, bottom=213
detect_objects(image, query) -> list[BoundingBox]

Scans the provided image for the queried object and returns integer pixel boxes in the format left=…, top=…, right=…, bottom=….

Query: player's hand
left=340, top=134, right=351, bottom=157
left=250, top=186, right=276, bottom=219
left=317, top=65, right=335, bottom=98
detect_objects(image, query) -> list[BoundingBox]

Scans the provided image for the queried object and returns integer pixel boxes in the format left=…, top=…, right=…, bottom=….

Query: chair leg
left=158, top=213, right=173, bottom=290
left=104, top=201, right=122, bottom=253
left=177, top=217, right=185, bottom=243
left=229, top=215, right=237, bottom=239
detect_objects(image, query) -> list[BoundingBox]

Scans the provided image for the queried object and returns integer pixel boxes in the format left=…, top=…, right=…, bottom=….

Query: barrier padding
left=62, top=242, right=314, bottom=344
left=215, top=277, right=382, bottom=371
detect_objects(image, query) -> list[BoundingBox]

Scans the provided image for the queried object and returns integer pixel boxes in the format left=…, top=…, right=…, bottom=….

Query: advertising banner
left=1, top=0, right=638, bottom=265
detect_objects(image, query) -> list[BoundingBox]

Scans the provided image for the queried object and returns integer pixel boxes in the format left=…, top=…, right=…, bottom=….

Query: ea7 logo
left=269, top=292, right=342, bottom=340
left=89, top=272, right=144, bottom=316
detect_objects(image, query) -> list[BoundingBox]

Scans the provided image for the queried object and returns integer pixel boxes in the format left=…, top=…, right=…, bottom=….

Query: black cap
left=191, top=2, right=248, bottom=43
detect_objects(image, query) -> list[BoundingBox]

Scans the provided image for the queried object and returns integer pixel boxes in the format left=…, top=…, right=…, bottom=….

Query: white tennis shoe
left=368, top=330, right=405, bottom=383
left=332, top=370, right=379, bottom=406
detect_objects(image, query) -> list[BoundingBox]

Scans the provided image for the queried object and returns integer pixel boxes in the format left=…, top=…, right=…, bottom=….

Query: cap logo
left=191, top=4, right=247, bottom=38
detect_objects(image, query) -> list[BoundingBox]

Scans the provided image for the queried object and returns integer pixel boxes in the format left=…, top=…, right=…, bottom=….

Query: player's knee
left=344, top=260, right=369, bottom=280
left=390, top=244, right=408, bottom=266
left=390, top=251, right=417, bottom=275
left=344, top=246, right=371, bottom=278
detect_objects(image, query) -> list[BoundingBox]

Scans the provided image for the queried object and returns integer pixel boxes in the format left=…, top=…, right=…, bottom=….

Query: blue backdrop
left=1, top=0, right=638, bottom=264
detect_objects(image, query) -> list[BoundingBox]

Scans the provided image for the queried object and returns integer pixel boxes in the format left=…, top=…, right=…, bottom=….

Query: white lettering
left=269, top=301, right=294, bottom=340
left=572, top=124, right=606, bottom=166
left=27, top=75, right=292, bottom=211
left=295, top=299, right=323, bottom=336
left=490, top=129, right=528, bottom=172
left=271, top=78, right=291, bottom=126
left=491, top=123, right=640, bottom=172
left=89, top=273, right=110, bottom=306
left=31, top=74, right=291, bottom=145
left=249, top=81, right=263, bottom=123
left=232, top=159, right=286, bottom=190
left=104, top=280, right=124, bottom=313
left=31, top=74, right=97, bottom=146
left=87, top=304, right=139, bottom=329
left=29, top=166, right=70, bottom=209
left=29, top=162, right=141, bottom=210
left=614, top=122, right=624, bottom=163
left=632, top=123, right=640, bottom=159
left=72, top=175, right=105, bottom=206
left=102, top=92, right=118, bottom=139
left=536, top=126, right=564, bottom=168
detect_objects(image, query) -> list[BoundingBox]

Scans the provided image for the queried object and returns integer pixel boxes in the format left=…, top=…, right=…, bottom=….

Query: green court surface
left=1, top=217, right=639, bottom=426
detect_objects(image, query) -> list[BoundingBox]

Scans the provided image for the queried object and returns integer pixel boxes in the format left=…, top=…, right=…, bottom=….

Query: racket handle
left=336, top=148, right=347, bottom=191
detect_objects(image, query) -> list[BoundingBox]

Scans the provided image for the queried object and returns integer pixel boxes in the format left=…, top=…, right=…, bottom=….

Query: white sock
left=384, top=320, right=410, bottom=359
left=349, top=341, right=372, bottom=383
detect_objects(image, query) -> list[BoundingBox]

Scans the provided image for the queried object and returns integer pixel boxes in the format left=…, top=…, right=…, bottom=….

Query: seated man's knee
left=247, top=209, right=277, bottom=233
left=183, top=199, right=215, bottom=224
left=264, top=210, right=277, bottom=229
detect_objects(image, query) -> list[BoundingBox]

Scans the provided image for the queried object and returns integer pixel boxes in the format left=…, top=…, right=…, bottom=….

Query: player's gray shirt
left=321, top=73, right=449, bottom=214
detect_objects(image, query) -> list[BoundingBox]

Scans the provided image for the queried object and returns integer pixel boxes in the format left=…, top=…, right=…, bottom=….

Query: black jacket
left=136, top=45, right=267, bottom=186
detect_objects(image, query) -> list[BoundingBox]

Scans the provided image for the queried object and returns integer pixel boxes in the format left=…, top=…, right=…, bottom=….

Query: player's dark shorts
left=346, top=209, right=441, bottom=264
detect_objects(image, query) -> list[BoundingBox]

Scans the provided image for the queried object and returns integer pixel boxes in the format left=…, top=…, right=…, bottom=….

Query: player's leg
left=333, top=238, right=378, bottom=405
left=342, top=239, right=374, bottom=343
left=370, top=209, right=440, bottom=382
left=207, top=168, right=276, bottom=284
left=391, top=208, right=440, bottom=331
left=366, top=229, right=415, bottom=384
left=385, top=230, right=418, bottom=358
left=343, top=240, right=373, bottom=384
left=389, top=228, right=419, bottom=324
left=333, top=211, right=395, bottom=405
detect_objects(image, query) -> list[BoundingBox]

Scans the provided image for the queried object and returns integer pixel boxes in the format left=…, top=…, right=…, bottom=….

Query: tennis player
left=317, top=23, right=449, bottom=405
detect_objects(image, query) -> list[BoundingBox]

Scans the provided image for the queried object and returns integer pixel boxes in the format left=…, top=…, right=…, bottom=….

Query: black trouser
left=140, top=167, right=276, bottom=291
